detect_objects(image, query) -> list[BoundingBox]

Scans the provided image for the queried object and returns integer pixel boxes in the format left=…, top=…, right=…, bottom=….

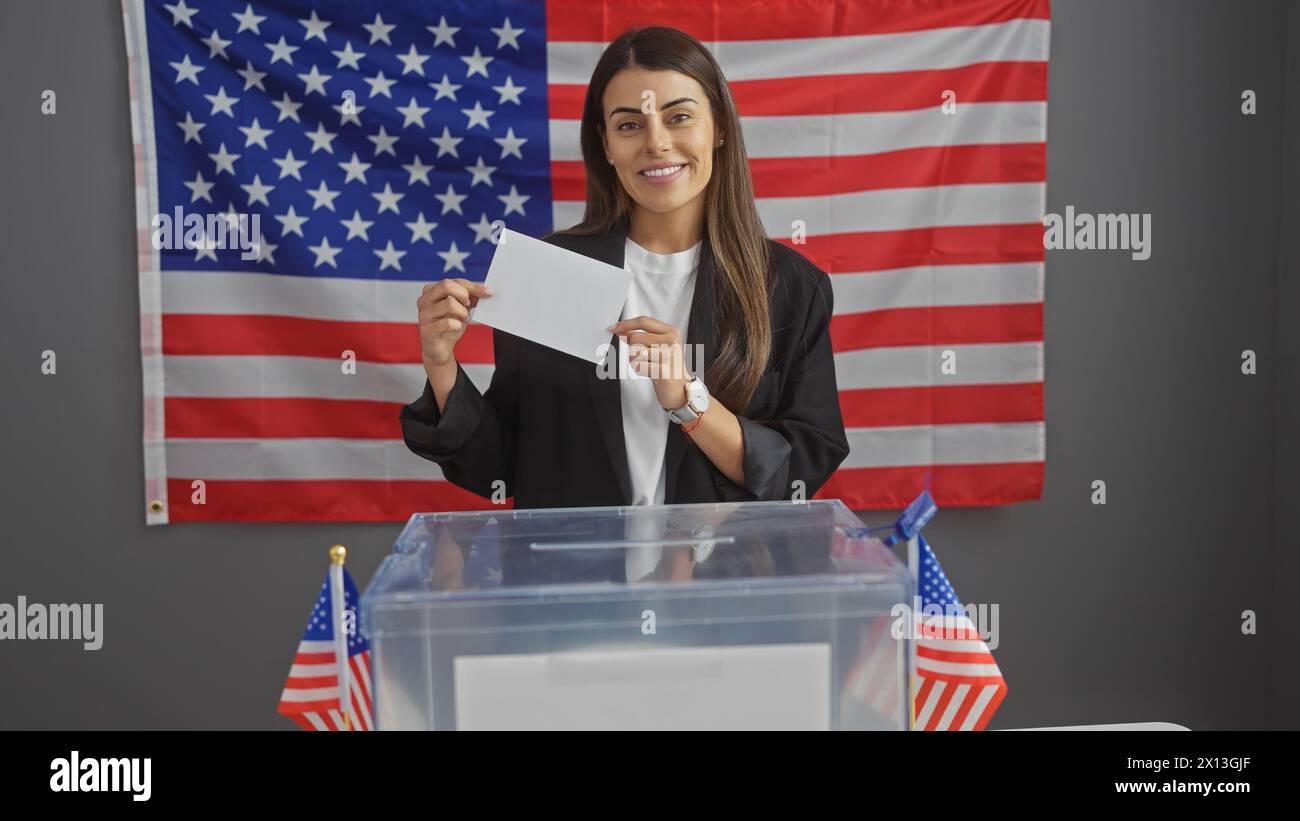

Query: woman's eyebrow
left=607, top=97, right=697, bottom=119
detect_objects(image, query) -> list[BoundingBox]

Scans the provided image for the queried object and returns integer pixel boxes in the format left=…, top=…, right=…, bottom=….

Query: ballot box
left=360, top=499, right=913, bottom=730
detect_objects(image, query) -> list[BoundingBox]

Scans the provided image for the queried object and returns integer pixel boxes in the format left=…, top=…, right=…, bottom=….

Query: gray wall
left=0, top=0, right=1293, bottom=729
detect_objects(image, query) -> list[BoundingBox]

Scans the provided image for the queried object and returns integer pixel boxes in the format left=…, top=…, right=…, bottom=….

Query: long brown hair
left=553, top=26, right=772, bottom=413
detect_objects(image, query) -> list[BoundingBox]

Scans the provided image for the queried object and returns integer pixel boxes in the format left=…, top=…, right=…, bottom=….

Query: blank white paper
left=469, top=227, right=632, bottom=365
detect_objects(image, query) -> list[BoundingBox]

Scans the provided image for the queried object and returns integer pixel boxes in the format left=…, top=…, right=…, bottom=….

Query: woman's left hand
left=608, top=315, right=692, bottom=410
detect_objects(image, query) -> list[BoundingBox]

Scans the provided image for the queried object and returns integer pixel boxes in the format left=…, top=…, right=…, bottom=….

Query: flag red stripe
left=157, top=242, right=1043, bottom=364
left=282, top=675, right=338, bottom=689
left=917, top=647, right=997, bottom=664
left=165, top=478, right=513, bottom=521
left=913, top=677, right=936, bottom=727
left=839, top=383, right=1043, bottom=427
left=815, top=462, right=1044, bottom=510
left=783, top=225, right=1044, bottom=273
left=544, top=0, right=1049, bottom=41
left=552, top=143, right=1045, bottom=200
left=162, top=314, right=415, bottom=361
left=163, top=465, right=1040, bottom=521
left=278, top=699, right=340, bottom=713
left=548, top=61, right=1046, bottom=120
left=165, top=467, right=1039, bottom=521
left=160, top=315, right=495, bottom=363
left=830, top=303, right=1043, bottom=352
left=166, top=397, right=406, bottom=439
left=294, top=652, right=335, bottom=664
left=350, top=655, right=374, bottom=726
left=167, top=382, right=1043, bottom=439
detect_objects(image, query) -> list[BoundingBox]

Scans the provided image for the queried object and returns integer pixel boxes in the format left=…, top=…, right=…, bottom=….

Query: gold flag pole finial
left=328, top=544, right=352, bottom=731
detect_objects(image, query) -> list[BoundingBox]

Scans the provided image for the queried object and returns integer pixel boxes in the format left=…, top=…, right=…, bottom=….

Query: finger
left=430, top=316, right=465, bottom=334
left=620, top=331, right=672, bottom=348
left=611, top=315, right=673, bottom=335
left=417, top=282, right=448, bottom=310
left=454, top=278, right=495, bottom=299
left=420, top=299, right=469, bottom=326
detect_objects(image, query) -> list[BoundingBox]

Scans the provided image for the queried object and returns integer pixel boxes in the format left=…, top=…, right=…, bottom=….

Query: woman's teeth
left=641, top=164, right=683, bottom=177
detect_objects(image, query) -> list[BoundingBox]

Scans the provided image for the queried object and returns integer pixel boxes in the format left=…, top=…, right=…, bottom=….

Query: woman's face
left=601, top=67, right=722, bottom=218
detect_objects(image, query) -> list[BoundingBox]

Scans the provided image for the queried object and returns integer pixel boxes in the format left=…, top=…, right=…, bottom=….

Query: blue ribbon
left=881, top=490, right=938, bottom=547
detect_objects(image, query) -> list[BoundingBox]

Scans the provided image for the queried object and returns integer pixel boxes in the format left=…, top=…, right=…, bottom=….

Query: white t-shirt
left=618, top=236, right=701, bottom=506
left=619, top=236, right=701, bottom=582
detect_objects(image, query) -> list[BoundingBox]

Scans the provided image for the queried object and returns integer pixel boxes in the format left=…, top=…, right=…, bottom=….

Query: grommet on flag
left=148, top=500, right=164, bottom=514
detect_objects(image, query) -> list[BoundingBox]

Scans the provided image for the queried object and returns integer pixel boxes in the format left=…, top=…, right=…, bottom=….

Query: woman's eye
left=618, top=113, right=690, bottom=131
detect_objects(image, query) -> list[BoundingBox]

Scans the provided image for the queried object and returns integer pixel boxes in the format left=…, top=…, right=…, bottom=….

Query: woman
left=400, top=26, right=849, bottom=511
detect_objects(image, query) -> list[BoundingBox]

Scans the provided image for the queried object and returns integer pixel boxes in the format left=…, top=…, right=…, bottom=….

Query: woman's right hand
left=417, top=278, right=494, bottom=369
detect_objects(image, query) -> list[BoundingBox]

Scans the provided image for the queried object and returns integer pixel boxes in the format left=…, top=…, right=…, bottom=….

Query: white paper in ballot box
left=454, top=644, right=831, bottom=730
left=469, top=227, right=633, bottom=365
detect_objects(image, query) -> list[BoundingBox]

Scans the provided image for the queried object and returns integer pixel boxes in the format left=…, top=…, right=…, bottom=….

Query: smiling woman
left=401, top=26, right=850, bottom=514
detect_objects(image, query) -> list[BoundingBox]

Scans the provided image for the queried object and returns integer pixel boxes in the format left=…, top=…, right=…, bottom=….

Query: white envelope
left=453, top=644, right=832, bottom=730
left=470, top=227, right=632, bottom=365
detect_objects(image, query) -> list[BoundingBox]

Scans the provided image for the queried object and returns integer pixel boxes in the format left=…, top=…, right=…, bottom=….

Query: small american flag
left=912, top=532, right=1007, bottom=730
left=123, top=0, right=1049, bottom=523
left=276, top=566, right=374, bottom=731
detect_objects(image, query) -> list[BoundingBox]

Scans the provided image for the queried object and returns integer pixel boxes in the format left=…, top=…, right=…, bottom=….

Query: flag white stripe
left=298, top=639, right=336, bottom=653
left=916, top=659, right=1005, bottom=677
left=162, top=343, right=1040, bottom=399
left=166, top=438, right=448, bottom=481
left=555, top=181, right=1046, bottom=237
left=548, top=102, right=1046, bottom=162
left=280, top=686, right=342, bottom=703
left=831, top=263, right=1043, bottom=314
left=289, top=663, right=336, bottom=677
left=157, top=262, right=1041, bottom=322
left=545, top=19, right=1050, bottom=84
left=834, top=342, right=1042, bottom=389
left=756, top=183, right=1045, bottom=235
left=160, top=356, right=494, bottom=401
left=163, top=422, right=1038, bottom=480
left=914, top=639, right=994, bottom=654
left=841, top=423, right=1042, bottom=469
left=160, top=269, right=431, bottom=320
left=914, top=679, right=945, bottom=728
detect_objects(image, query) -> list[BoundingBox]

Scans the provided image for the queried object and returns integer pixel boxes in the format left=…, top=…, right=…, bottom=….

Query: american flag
left=911, top=532, right=1007, bottom=730
left=276, top=565, right=374, bottom=731
left=122, top=0, right=1049, bottom=523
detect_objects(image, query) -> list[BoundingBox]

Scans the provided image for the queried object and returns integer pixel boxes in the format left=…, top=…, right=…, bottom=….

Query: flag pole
left=328, top=545, right=352, bottom=732
left=907, top=535, right=919, bottom=731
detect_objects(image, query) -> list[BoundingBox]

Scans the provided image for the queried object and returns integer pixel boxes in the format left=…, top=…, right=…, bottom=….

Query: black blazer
left=399, top=223, right=850, bottom=509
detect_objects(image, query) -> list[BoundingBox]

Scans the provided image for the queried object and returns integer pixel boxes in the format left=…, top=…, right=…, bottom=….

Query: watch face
left=686, top=377, right=710, bottom=412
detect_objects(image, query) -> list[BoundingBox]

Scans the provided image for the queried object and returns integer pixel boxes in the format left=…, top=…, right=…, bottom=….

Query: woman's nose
left=644, top=119, right=672, bottom=153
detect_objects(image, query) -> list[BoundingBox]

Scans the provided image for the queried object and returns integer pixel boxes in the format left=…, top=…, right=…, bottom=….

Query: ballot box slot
left=527, top=537, right=736, bottom=551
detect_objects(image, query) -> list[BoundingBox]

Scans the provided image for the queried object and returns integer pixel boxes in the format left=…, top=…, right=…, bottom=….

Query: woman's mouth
left=638, top=164, right=686, bottom=184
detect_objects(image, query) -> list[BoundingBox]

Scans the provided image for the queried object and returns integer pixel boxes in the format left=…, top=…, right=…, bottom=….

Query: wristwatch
left=667, top=374, right=711, bottom=425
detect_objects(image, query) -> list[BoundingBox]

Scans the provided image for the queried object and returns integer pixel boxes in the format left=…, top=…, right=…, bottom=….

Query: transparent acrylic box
left=360, top=499, right=913, bottom=730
